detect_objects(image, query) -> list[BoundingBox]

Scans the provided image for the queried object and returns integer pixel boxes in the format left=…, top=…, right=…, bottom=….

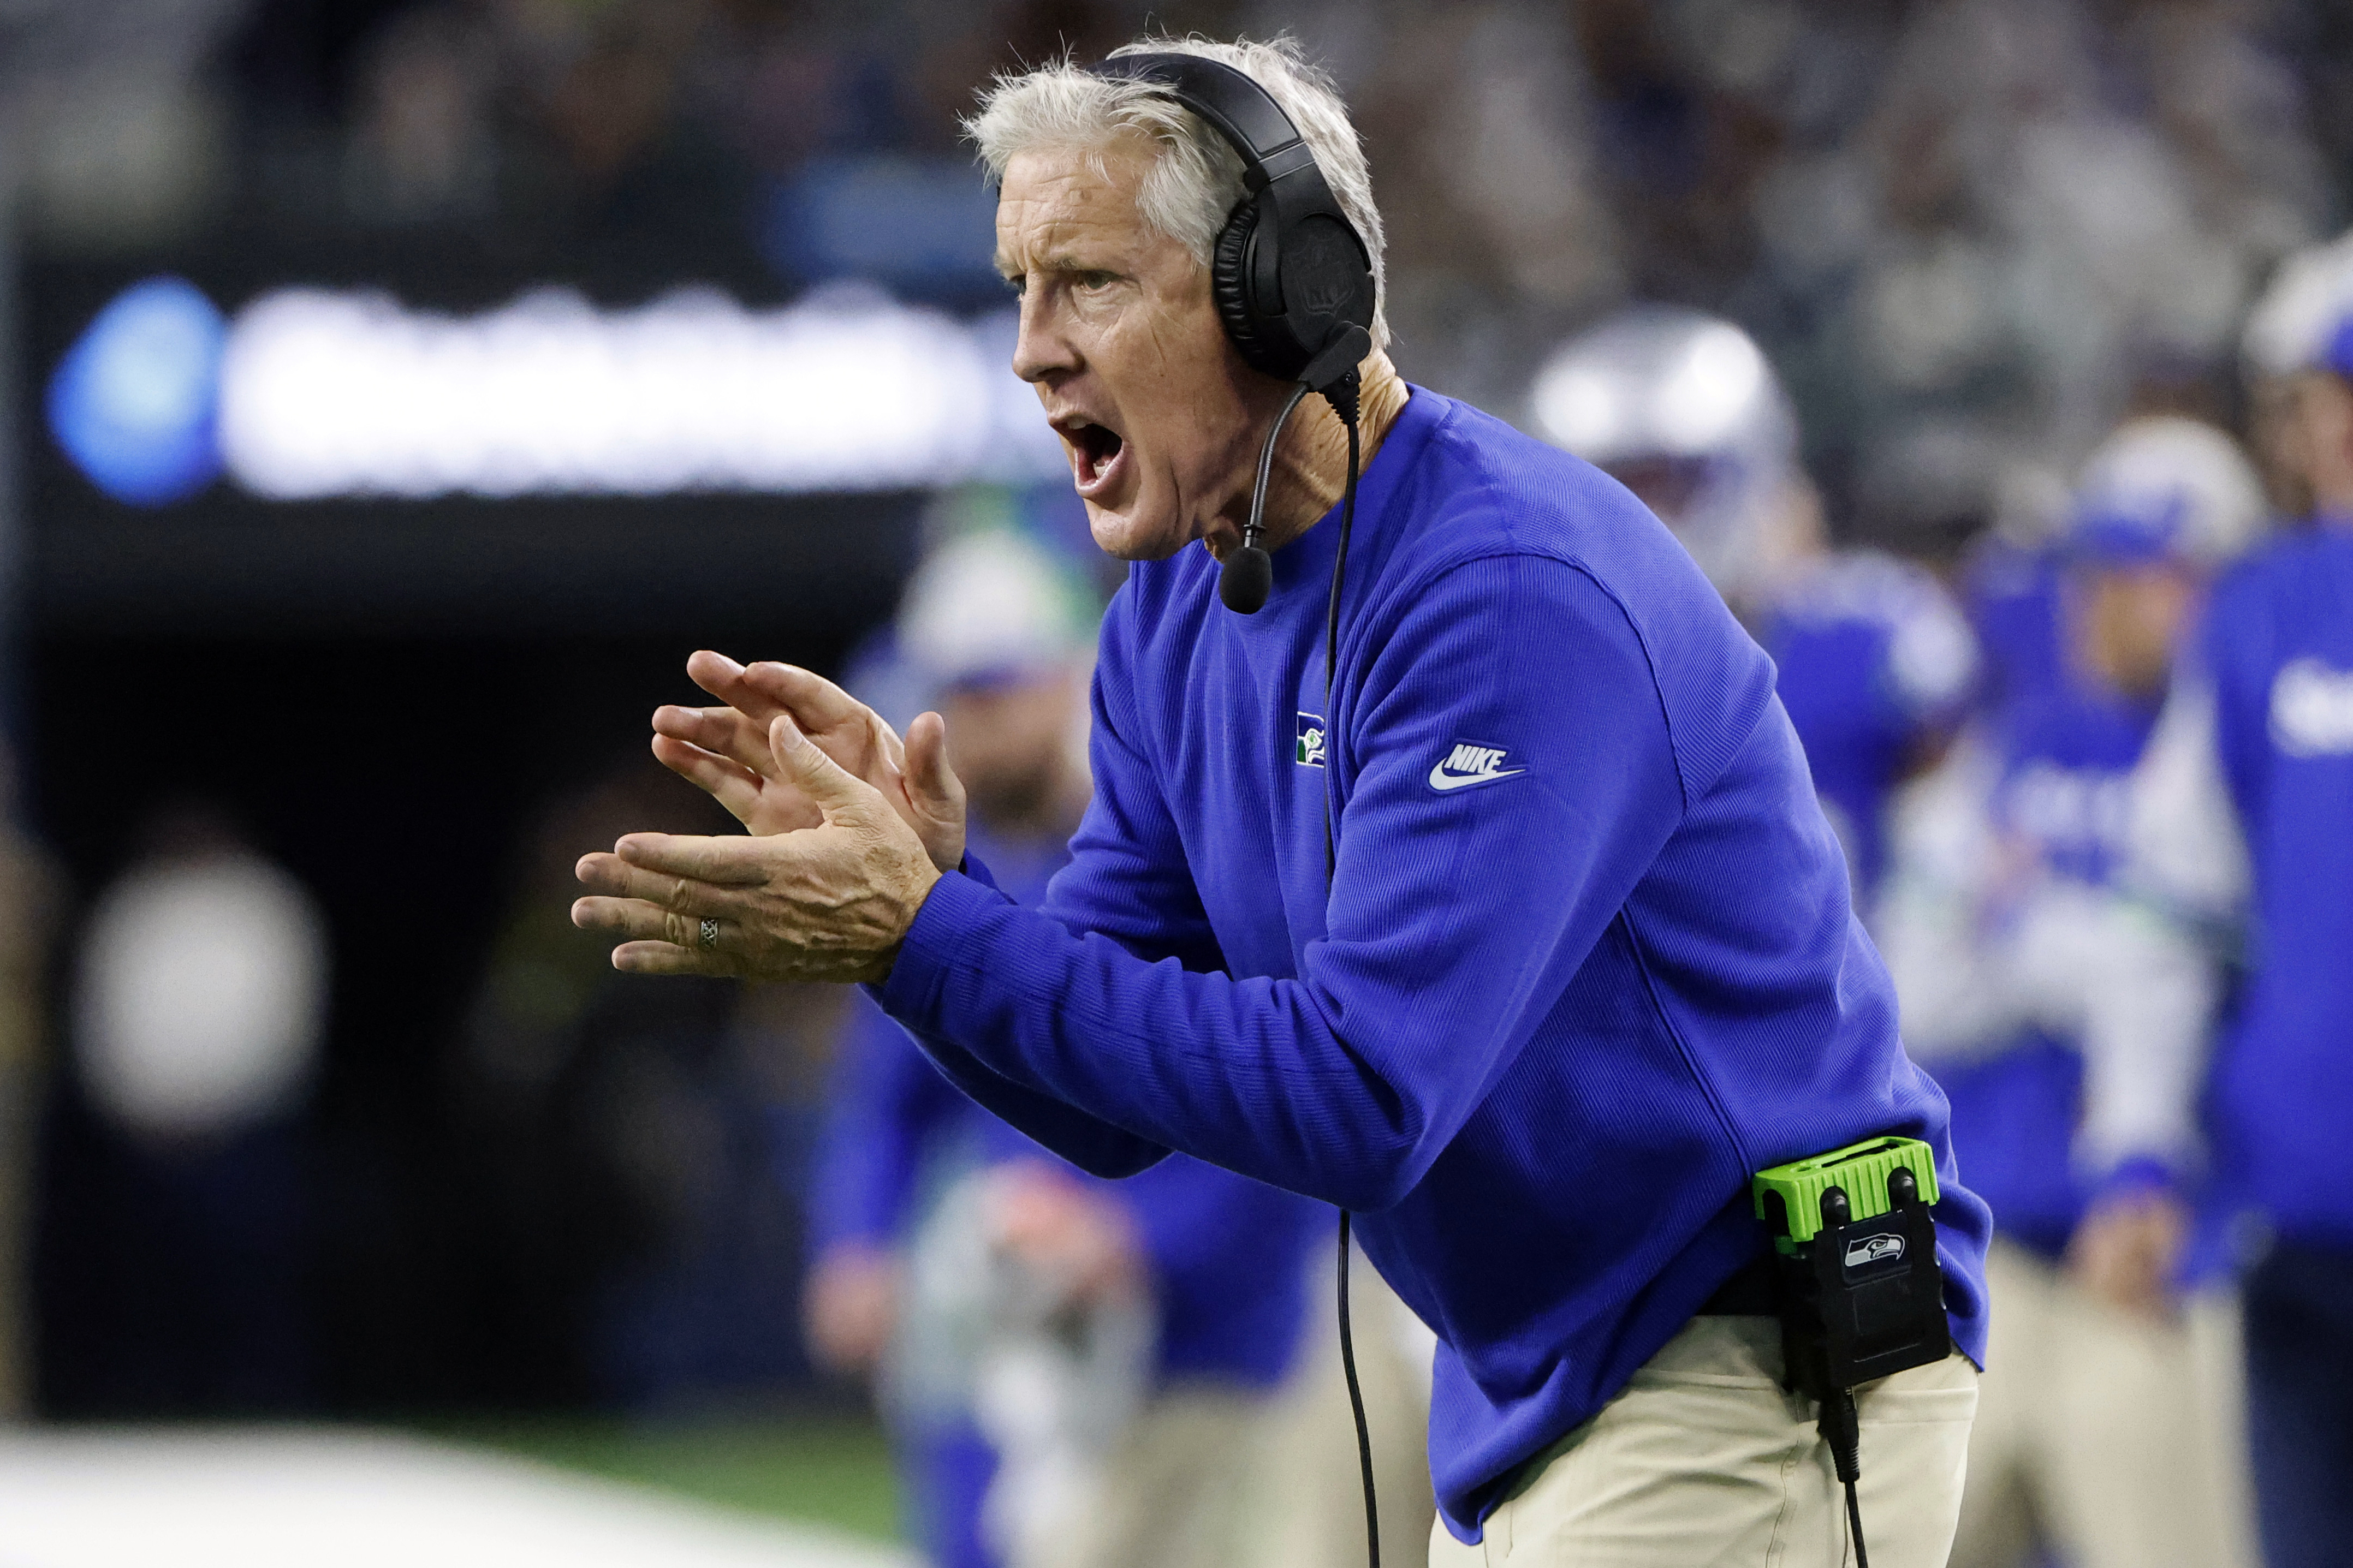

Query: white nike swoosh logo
left=1428, top=763, right=1526, bottom=791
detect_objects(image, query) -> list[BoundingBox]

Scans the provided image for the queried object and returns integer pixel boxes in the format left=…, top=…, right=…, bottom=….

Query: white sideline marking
left=0, top=1427, right=914, bottom=1568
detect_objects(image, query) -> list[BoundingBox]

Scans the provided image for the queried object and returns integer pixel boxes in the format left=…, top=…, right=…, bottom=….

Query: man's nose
left=1009, top=290, right=1078, bottom=385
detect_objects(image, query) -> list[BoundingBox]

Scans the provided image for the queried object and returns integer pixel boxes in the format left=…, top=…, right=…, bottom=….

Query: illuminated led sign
left=54, top=278, right=1065, bottom=504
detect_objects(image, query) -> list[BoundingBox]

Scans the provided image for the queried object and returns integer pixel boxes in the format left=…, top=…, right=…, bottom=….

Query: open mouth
left=1060, top=417, right=1128, bottom=498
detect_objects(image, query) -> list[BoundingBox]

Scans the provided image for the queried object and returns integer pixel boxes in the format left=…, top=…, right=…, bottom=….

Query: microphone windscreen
left=1219, top=545, right=1273, bottom=613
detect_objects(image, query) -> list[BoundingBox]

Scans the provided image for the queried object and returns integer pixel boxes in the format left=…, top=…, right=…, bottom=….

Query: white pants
left=1947, top=1239, right=2257, bottom=1568
left=1428, top=1315, right=1977, bottom=1567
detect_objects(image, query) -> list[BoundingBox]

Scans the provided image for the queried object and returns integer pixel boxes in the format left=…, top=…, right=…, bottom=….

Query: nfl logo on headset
left=1296, top=712, right=1327, bottom=768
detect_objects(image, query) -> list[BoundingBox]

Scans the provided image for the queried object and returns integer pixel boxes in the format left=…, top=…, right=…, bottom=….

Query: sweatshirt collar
left=1262, top=385, right=1445, bottom=605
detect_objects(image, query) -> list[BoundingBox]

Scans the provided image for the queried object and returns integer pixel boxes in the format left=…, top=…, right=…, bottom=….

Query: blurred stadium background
left=0, top=0, right=2349, bottom=1563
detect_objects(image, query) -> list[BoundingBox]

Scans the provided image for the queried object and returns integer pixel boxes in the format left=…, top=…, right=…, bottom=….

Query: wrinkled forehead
left=992, top=133, right=1170, bottom=270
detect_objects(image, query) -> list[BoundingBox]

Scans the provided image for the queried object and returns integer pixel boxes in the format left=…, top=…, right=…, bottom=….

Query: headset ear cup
left=1213, top=199, right=1290, bottom=379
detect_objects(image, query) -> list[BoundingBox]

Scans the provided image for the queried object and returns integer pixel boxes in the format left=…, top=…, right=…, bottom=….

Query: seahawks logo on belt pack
left=1428, top=741, right=1525, bottom=792
left=1844, top=1233, right=1905, bottom=1268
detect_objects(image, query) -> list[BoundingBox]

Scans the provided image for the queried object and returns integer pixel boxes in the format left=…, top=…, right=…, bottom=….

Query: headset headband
left=1090, top=52, right=1311, bottom=187
left=1084, top=51, right=1375, bottom=387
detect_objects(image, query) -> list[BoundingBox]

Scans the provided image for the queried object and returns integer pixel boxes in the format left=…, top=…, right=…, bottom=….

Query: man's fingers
left=768, top=714, right=883, bottom=822
left=649, top=734, right=768, bottom=822
left=609, top=940, right=735, bottom=977
left=575, top=900, right=837, bottom=980
left=905, top=711, right=967, bottom=824
left=685, top=651, right=786, bottom=723
left=677, top=659, right=910, bottom=798
left=572, top=896, right=769, bottom=971
left=609, top=831, right=780, bottom=884
left=574, top=852, right=756, bottom=914
left=653, top=703, right=783, bottom=776
left=604, top=939, right=832, bottom=980
left=739, top=661, right=870, bottom=732
left=572, top=895, right=707, bottom=945
left=580, top=842, right=766, bottom=904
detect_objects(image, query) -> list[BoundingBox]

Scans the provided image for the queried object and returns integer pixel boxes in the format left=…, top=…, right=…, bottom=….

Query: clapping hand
left=570, top=652, right=968, bottom=982
left=650, top=651, right=966, bottom=866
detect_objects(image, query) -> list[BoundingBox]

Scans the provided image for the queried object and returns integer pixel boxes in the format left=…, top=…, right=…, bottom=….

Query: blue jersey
left=2202, top=525, right=2353, bottom=1243
left=1935, top=683, right=2161, bottom=1255
left=1962, top=535, right=2069, bottom=714
left=809, top=824, right=1318, bottom=1390
left=1987, top=688, right=2159, bottom=888
left=869, top=389, right=1989, bottom=1541
left=1762, top=553, right=1977, bottom=895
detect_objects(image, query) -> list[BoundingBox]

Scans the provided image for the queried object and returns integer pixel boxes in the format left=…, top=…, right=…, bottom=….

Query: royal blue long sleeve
left=875, top=390, right=1989, bottom=1540
left=887, top=553, right=1681, bottom=1212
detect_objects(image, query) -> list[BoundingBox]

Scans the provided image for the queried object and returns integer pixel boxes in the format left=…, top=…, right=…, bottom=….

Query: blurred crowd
left=2, top=2, right=2352, bottom=1568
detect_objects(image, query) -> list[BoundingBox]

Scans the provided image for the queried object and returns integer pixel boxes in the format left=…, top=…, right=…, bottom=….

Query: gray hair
left=965, top=36, right=1389, bottom=353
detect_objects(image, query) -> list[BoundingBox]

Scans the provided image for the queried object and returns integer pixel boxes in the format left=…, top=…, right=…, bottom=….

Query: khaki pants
left=1429, top=1316, right=1976, bottom=1567
left=1243, top=1247, right=1440, bottom=1568
left=1018, top=1388, right=1270, bottom=1568
left=1948, top=1239, right=2257, bottom=1568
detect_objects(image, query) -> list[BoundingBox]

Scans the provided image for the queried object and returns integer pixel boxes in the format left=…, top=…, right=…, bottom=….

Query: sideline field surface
left=0, top=1427, right=916, bottom=1568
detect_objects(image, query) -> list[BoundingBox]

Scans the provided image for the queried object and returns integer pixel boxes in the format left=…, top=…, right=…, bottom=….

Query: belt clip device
left=1752, top=1136, right=1950, bottom=1561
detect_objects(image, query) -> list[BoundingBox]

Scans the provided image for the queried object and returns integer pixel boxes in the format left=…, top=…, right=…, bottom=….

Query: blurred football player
left=2118, top=241, right=2353, bottom=1568
left=68, top=803, right=330, bottom=1413
left=800, top=524, right=1322, bottom=1568
left=1531, top=306, right=1978, bottom=898
left=1877, top=417, right=2267, bottom=1568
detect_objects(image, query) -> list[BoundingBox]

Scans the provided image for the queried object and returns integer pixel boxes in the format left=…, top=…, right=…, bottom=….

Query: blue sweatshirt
left=874, top=389, right=1990, bottom=1540
left=810, top=822, right=1317, bottom=1389
left=2202, top=524, right=2353, bottom=1244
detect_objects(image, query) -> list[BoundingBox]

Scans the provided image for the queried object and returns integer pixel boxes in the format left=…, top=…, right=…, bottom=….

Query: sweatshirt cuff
left=878, top=868, right=1006, bottom=1030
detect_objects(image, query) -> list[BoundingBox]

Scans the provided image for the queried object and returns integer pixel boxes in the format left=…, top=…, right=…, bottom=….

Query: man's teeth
left=1067, top=420, right=1122, bottom=479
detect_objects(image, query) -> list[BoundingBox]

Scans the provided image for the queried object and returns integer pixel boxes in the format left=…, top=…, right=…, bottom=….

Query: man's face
left=2071, top=559, right=2198, bottom=700
left=941, top=670, right=1080, bottom=827
left=2264, top=369, right=2353, bottom=517
left=996, top=135, right=1274, bottom=561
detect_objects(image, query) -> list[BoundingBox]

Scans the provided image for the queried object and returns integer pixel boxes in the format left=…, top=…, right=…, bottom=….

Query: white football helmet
left=1529, top=305, right=1799, bottom=596
left=896, top=523, right=1094, bottom=694
left=2242, top=227, right=2353, bottom=380
left=2066, top=416, right=2267, bottom=571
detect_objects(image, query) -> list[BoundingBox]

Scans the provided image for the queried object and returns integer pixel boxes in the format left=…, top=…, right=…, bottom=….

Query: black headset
left=1084, top=51, right=1377, bottom=613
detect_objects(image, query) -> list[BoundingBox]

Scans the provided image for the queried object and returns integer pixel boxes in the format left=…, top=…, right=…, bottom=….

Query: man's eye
left=1003, top=275, right=1027, bottom=298
left=1076, top=271, right=1118, bottom=291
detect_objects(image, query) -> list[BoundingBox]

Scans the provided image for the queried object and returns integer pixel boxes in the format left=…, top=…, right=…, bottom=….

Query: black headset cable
left=1317, top=369, right=1376, bottom=1568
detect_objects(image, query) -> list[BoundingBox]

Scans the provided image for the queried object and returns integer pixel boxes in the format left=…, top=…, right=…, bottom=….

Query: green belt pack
left=1751, top=1134, right=1953, bottom=1567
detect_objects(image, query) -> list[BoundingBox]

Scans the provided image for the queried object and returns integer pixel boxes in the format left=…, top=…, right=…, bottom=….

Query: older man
left=574, top=37, right=1987, bottom=1566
